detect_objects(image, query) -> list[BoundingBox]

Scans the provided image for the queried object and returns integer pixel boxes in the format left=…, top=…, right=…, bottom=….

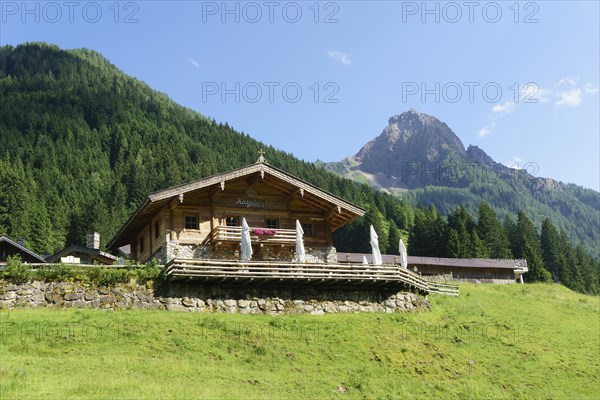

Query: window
left=226, top=216, right=240, bottom=227
left=154, top=221, right=160, bottom=240
left=184, top=215, right=199, bottom=230
left=302, top=223, right=314, bottom=237
left=139, top=236, right=145, bottom=253
left=265, top=219, right=279, bottom=229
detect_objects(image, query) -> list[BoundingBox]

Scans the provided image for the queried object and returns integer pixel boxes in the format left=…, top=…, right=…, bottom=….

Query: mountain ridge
left=320, top=110, right=600, bottom=257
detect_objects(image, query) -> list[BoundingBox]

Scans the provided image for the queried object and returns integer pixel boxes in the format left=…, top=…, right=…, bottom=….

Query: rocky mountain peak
left=353, top=110, right=467, bottom=178
left=387, top=108, right=438, bottom=127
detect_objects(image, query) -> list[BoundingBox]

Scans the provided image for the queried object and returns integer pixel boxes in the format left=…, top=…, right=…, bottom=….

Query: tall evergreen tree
left=504, top=215, right=519, bottom=258
left=446, top=205, right=473, bottom=258
left=469, top=230, right=489, bottom=258
left=477, top=201, right=512, bottom=259
left=523, top=243, right=552, bottom=283
left=447, top=228, right=462, bottom=258
left=515, top=211, right=551, bottom=282
left=388, top=222, right=401, bottom=255
left=558, top=230, right=584, bottom=292
left=540, top=218, right=562, bottom=281
left=365, top=206, right=390, bottom=254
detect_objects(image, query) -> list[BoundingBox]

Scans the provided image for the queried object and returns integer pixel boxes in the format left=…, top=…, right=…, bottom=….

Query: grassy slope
left=0, top=284, right=598, bottom=399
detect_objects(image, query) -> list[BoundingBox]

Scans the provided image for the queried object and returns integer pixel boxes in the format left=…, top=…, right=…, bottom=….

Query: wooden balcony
left=203, top=226, right=297, bottom=246
left=164, top=258, right=459, bottom=296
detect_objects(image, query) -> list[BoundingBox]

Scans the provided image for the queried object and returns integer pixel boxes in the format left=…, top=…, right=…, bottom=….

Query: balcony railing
left=204, top=225, right=297, bottom=246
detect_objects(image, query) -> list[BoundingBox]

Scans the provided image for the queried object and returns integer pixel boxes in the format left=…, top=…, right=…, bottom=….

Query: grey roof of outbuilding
left=45, top=245, right=118, bottom=264
left=337, top=253, right=527, bottom=269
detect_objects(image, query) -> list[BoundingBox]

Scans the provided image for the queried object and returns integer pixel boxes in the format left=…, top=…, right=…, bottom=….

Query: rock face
left=350, top=109, right=467, bottom=187
left=0, top=280, right=430, bottom=314
left=466, top=144, right=495, bottom=166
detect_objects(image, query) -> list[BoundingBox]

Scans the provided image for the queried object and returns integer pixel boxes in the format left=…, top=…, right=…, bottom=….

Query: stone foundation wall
left=164, top=242, right=210, bottom=262
left=157, top=241, right=339, bottom=265
left=0, top=280, right=430, bottom=314
left=304, top=246, right=337, bottom=263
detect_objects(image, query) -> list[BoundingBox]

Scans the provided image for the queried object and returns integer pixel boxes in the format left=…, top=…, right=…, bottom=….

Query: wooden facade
left=108, top=161, right=365, bottom=263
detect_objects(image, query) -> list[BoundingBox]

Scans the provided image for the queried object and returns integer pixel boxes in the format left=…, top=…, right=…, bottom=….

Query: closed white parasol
left=370, top=225, right=383, bottom=266
left=399, top=239, right=408, bottom=269
left=295, top=219, right=306, bottom=262
left=240, top=218, right=253, bottom=261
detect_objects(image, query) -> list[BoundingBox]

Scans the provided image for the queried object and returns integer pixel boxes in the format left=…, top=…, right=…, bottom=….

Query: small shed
left=46, top=232, right=118, bottom=265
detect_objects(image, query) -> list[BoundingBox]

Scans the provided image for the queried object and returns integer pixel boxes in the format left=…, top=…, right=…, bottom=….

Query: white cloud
left=535, top=88, right=551, bottom=103
left=557, top=77, right=578, bottom=87
left=521, top=84, right=550, bottom=103
left=555, top=88, right=583, bottom=108
left=552, top=78, right=598, bottom=107
left=504, top=156, right=524, bottom=169
left=478, top=121, right=496, bottom=137
left=492, top=101, right=515, bottom=114
left=477, top=77, right=598, bottom=138
left=328, top=50, right=352, bottom=65
left=584, top=83, right=599, bottom=95
left=188, top=58, right=200, bottom=68
left=478, top=127, right=492, bottom=137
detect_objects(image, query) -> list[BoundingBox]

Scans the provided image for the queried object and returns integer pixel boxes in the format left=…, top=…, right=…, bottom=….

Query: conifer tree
left=516, top=211, right=551, bottom=282
left=540, top=218, right=561, bottom=281
left=388, top=222, right=401, bottom=255
left=447, top=228, right=462, bottom=258
left=523, top=243, right=552, bottom=283
left=477, top=202, right=512, bottom=259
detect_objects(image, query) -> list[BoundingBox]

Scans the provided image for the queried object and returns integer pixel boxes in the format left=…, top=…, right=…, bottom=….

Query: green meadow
left=1, top=283, right=598, bottom=399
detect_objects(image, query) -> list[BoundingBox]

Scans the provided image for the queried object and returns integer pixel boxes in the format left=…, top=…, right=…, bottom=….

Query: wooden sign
left=235, top=197, right=266, bottom=208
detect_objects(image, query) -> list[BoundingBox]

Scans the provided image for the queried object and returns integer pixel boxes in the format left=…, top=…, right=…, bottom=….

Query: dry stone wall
left=0, top=280, right=430, bottom=314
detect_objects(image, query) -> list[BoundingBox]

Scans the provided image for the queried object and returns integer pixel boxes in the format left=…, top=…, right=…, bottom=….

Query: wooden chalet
left=106, top=157, right=461, bottom=296
left=108, top=157, right=365, bottom=265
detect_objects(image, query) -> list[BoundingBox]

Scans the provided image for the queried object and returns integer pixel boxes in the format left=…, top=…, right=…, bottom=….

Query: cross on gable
left=257, top=149, right=266, bottom=163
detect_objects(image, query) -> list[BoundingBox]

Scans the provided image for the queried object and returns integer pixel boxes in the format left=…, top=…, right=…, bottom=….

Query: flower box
left=253, top=228, right=277, bottom=236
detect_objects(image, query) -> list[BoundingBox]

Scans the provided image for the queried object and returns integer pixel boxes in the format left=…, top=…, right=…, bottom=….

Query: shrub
left=87, top=267, right=130, bottom=286
left=44, top=263, right=79, bottom=281
left=5, top=255, right=32, bottom=284
left=3, top=259, right=163, bottom=287
left=134, top=259, right=161, bottom=284
left=33, top=265, right=54, bottom=282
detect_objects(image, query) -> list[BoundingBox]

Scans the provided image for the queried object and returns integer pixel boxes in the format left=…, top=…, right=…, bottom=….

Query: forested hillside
left=0, top=43, right=385, bottom=253
left=0, top=43, right=597, bottom=294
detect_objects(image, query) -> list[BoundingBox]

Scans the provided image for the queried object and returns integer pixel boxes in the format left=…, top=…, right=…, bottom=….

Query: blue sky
left=2, top=1, right=599, bottom=190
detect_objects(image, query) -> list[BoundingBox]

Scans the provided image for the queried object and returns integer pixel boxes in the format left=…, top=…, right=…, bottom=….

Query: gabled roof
left=108, top=162, right=365, bottom=249
left=0, top=236, right=47, bottom=263
left=337, top=252, right=527, bottom=269
left=45, top=245, right=119, bottom=264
